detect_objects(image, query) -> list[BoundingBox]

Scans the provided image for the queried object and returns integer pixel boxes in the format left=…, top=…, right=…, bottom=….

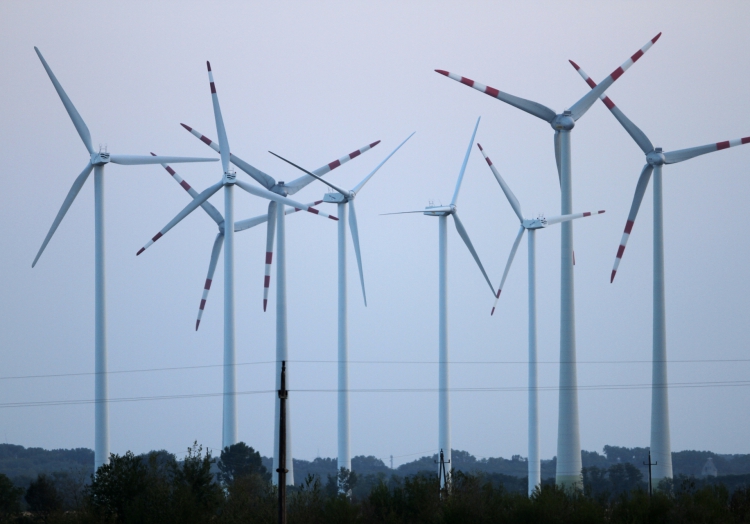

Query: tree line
left=1, top=441, right=750, bottom=522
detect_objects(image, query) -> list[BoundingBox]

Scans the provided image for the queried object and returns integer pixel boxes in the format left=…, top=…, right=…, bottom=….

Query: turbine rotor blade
left=476, top=144, right=524, bottom=222
left=267, top=151, right=349, bottom=196
left=181, top=124, right=276, bottom=189
left=491, top=225, right=525, bottom=316
left=150, top=153, right=224, bottom=226
left=664, top=136, right=750, bottom=164
left=451, top=117, right=481, bottom=206
left=381, top=207, right=452, bottom=215
left=435, top=70, right=557, bottom=123
left=348, top=200, right=367, bottom=306
left=545, top=210, right=605, bottom=225
left=611, top=164, right=653, bottom=282
left=263, top=201, right=277, bottom=312
left=136, top=180, right=224, bottom=255
left=32, top=162, right=94, bottom=267
left=554, top=131, right=562, bottom=186
left=196, top=232, right=224, bottom=331
left=34, top=47, right=94, bottom=155
left=233, top=200, right=322, bottom=232
left=352, top=132, right=415, bottom=194
left=568, top=32, right=661, bottom=121
left=569, top=61, right=654, bottom=154
left=109, top=155, right=217, bottom=166
left=234, top=180, right=338, bottom=221
left=206, top=62, right=230, bottom=174
left=284, top=140, right=381, bottom=195
left=452, top=211, right=495, bottom=295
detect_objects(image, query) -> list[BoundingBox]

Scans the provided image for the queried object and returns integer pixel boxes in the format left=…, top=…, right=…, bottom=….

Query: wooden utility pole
left=277, top=361, right=288, bottom=524
left=643, top=451, right=657, bottom=498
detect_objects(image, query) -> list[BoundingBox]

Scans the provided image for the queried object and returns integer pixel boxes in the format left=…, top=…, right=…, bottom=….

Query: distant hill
left=3, top=442, right=749, bottom=487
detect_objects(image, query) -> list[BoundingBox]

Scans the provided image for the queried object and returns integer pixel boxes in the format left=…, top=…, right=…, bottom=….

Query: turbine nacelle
left=91, top=152, right=110, bottom=166
left=522, top=216, right=547, bottom=230
left=551, top=111, right=575, bottom=131
left=323, top=192, right=348, bottom=203
left=646, top=147, right=666, bottom=166
left=423, top=204, right=454, bottom=217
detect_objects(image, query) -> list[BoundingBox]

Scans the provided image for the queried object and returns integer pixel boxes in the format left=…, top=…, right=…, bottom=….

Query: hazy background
left=1, top=1, right=749, bottom=468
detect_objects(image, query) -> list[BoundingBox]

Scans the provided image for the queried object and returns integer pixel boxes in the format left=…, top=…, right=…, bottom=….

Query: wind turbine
left=148, top=153, right=324, bottom=332
left=435, top=33, right=661, bottom=487
left=31, top=48, right=217, bottom=469
left=268, top=132, right=415, bottom=477
left=477, top=143, right=604, bottom=495
left=180, top=117, right=379, bottom=487
left=136, top=62, right=336, bottom=452
left=385, top=118, right=495, bottom=489
left=570, top=60, right=750, bottom=485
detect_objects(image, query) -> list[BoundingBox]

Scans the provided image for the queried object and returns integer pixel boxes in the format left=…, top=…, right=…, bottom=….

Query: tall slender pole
left=93, top=165, right=109, bottom=470
left=337, top=203, right=351, bottom=477
left=527, top=229, right=540, bottom=495
left=223, top=184, right=237, bottom=448
left=273, top=203, right=293, bottom=484
left=651, top=164, right=672, bottom=485
left=277, top=360, right=288, bottom=524
left=556, top=129, right=582, bottom=489
left=643, top=451, right=657, bottom=498
left=438, top=216, right=450, bottom=489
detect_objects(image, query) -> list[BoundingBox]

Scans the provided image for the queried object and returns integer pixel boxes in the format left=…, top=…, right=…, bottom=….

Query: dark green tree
left=218, top=442, right=270, bottom=484
left=0, top=473, right=23, bottom=518
left=25, top=473, right=62, bottom=515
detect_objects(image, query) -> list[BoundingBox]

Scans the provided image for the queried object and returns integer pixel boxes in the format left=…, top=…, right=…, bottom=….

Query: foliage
left=0, top=473, right=23, bottom=518
left=25, top=474, right=62, bottom=515
left=218, top=442, right=270, bottom=485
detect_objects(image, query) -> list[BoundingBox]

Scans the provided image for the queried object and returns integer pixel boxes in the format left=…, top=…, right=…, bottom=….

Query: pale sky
left=1, top=1, right=750, bottom=467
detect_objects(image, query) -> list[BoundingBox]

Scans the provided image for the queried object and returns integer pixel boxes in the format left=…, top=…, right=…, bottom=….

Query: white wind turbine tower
left=136, top=62, right=336, bottom=451
left=385, top=118, right=495, bottom=489
left=571, top=60, right=750, bottom=485
left=268, top=132, right=415, bottom=476
left=31, top=48, right=217, bottom=469
left=476, top=143, right=604, bottom=496
left=180, top=123, right=378, bottom=487
left=435, top=33, right=661, bottom=487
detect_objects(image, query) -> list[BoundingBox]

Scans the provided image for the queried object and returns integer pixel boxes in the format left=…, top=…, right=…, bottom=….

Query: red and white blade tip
left=181, top=123, right=193, bottom=132
left=477, top=143, right=484, bottom=151
left=610, top=270, right=617, bottom=284
left=195, top=320, right=200, bottom=331
left=207, top=61, right=211, bottom=71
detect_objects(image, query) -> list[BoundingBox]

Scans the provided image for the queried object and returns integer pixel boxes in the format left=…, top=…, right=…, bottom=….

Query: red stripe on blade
left=717, top=141, right=730, bottom=150
left=742, top=137, right=750, bottom=144
left=264, top=276, right=271, bottom=288
left=485, top=157, right=492, bottom=166
left=180, top=181, right=191, bottom=191
left=460, top=76, right=475, bottom=87
left=204, top=279, right=212, bottom=290
left=624, top=220, right=635, bottom=234
left=200, top=135, right=212, bottom=145
left=166, top=166, right=176, bottom=175
left=610, top=67, right=625, bottom=81
left=370, top=140, right=381, bottom=148
left=435, top=70, right=449, bottom=76
left=349, top=149, right=361, bottom=159
left=265, top=252, right=273, bottom=264
left=631, top=49, right=644, bottom=62
left=210, top=82, right=216, bottom=94
left=328, top=159, right=341, bottom=170
left=603, top=97, right=615, bottom=110
left=181, top=123, right=193, bottom=132
left=152, top=232, right=163, bottom=242
left=199, top=299, right=206, bottom=310
left=610, top=270, right=617, bottom=283
left=616, top=245, right=626, bottom=259
left=583, top=212, right=591, bottom=217
left=136, top=247, right=145, bottom=256
left=485, top=86, right=500, bottom=98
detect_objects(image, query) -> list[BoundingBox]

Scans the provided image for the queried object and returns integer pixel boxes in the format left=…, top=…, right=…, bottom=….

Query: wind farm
left=5, top=3, right=750, bottom=519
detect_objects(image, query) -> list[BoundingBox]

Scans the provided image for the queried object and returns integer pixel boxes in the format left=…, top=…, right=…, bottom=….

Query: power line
left=2, top=357, right=749, bottom=381
left=2, top=378, right=750, bottom=409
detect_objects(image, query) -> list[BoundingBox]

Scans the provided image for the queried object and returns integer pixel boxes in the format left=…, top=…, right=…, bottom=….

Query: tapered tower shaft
left=273, top=204, right=294, bottom=484
left=556, top=130, right=582, bottom=488
left=438, top=216, right=450, bottom=487
left=527, top=229, right=540, bottom=495
left=651, top=165, right=672, bottom=483
left=223, top=184, right=237, bottom=448
left=93, top=166, right=109, bottom=470
left=337, top=203, right=351, bottom=474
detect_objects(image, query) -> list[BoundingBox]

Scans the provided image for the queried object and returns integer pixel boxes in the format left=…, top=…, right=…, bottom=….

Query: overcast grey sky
left=2, top=1, right=750, bottom=466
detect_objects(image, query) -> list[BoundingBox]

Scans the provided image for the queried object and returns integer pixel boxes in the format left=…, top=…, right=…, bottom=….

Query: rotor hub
left=646, top=147, right=665, bottom=166
left=272, top=182, right=288, bottom=196
left=551, top=112, right=575, bottom=131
